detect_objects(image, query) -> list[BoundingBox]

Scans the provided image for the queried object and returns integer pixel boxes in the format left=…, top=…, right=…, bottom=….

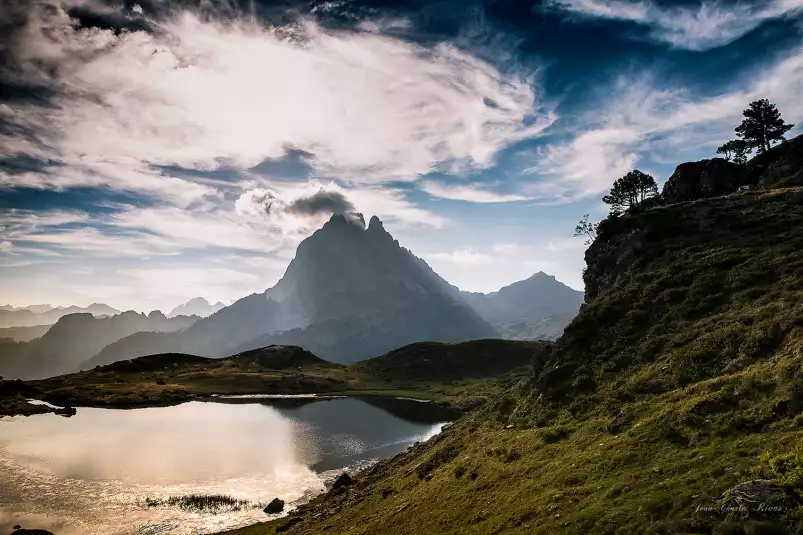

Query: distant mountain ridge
left=0, top=311, right=199, bottom=380
left=10, top=215, right=584, bottom=376
left=86, top=214, right=499, bottom=366
left=0, top=303, right=120, bottom=328
left=460, top=272, right=583, bottom=340
left=168, top=297, right=226, bottom=318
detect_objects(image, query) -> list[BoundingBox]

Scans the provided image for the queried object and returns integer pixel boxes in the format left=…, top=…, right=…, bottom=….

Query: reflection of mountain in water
left=269, top=397, right=453, bottom=472
left=0, top=397, right=450, bottom=534
left=358, top=397, right=459, bottom=424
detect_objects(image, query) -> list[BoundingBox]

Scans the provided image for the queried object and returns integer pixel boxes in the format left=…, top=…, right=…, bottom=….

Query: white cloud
left=19, top=227, right=181, bottom=257
left=545, top=237, right=589, bottom=251
left=549, top=0, right=803, bottom=50
left=528, top=48, right=803, bottom=200
left=236, top=180, right=447, bottom=231
left=0, top=241, right=12, bottom=252
left=1, top=159, right=219, bottom=208
left=421, top=181, right=530, bottom=203
left=427, top=249, right=494, bottom=265
left=492, top=243, right=521, bottom=253
left=1, top=6, right=552, bottom=189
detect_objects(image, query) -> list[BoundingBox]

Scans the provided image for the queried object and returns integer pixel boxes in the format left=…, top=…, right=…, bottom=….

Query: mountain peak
left=323, top=212, right=366, bottom=230
left=366, top=214, right=391, bottom=236
left=168, top=297, right=225, bottom=318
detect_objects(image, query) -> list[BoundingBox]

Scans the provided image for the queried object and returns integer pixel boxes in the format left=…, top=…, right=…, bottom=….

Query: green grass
left=144, top=494, right=260, bottom=514
left=30, top=340, right=546, bottom=412
left=217, top=187, right=803, bottom=535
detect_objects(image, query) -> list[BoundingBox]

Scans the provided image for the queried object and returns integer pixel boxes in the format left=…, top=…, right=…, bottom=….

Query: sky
left=0, top=0, right=802, bottom=312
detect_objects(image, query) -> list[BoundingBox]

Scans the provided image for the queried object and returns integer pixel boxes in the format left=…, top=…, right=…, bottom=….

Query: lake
left=0, top=397, right=455, bottom=535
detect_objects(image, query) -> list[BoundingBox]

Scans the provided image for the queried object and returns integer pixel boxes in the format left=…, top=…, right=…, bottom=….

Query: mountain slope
left=86, top=214, right=498, bottom=366
left=0, top=311, right=199, bottom=380
left=0, top=323, right=53, bottom=342
left=461, top=272, right=583, bottom=340
left=221, top=187, right=803, bottom=535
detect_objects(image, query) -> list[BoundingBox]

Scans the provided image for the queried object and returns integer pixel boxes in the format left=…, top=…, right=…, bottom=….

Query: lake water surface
left=0, top=397, right=454, bottom=535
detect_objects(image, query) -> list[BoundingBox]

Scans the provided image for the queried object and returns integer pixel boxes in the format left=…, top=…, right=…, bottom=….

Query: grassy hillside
left=29, top=340, right=550, bottom=411
left=219, top=187, right=803, bottom=535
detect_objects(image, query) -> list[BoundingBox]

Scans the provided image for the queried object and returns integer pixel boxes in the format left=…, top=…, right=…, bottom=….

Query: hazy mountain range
left=168, top=297, right=226, bottom=318
left=1, top=214, right=582, bottom=378
left=0, top=311, right=199, bottom=380
left=0, top=303, right=120, bottom=328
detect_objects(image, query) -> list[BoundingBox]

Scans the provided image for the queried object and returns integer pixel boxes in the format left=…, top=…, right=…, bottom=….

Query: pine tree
left=602, top=170, right=658, bottom=215
left=716, top=139, right=751, bottom=165
left=734, top=99, right=794, bottom=154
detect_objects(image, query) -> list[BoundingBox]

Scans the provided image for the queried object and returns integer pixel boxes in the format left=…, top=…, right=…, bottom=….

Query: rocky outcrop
left=661, top=134, right=803, bottom=204
left=661, top=158, right=744, bottom=203
left=752, top=135, right=803, bottom=189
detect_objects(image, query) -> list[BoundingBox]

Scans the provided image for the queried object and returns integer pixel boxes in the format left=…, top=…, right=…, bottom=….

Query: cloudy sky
left=1, top=0, right=801, bottom=312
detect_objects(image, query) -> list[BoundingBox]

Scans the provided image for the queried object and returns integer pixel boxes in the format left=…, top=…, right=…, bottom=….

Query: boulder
left=330, top=472, right=352, bottom=491
left=661, top=158, right=744, bottom=203
left=264, top=497, right=285, bottom=514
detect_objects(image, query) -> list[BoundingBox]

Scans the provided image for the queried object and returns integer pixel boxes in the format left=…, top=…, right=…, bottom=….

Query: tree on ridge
left=602, top=170, right=658, bottom=215
left=734, top=99, right=794, bottom=154
left=716, top=139, right=751, bottom=165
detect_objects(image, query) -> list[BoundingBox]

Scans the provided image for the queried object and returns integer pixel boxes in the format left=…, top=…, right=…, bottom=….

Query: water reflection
left=0, top=397, right=451, bottom=535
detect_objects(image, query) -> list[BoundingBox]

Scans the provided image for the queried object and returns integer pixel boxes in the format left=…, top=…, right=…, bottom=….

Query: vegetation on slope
left=218, top=185, right=803, bottom=535
left=29, top=340, right=550, bottom=411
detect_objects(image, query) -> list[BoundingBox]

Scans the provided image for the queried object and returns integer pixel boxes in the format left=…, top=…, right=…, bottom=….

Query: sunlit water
left=0, top=397, right=453, bottom=535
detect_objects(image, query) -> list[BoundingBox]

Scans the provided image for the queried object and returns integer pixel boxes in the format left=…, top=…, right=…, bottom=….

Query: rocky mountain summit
left=84, top=214, right=500, bottom=367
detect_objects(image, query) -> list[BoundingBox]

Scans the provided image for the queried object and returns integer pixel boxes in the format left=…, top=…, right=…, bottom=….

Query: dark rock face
left=11, top=529, right=55, bottom=535
left=264, top=497, right=285, bottom=514
left=661, top=158, right=744, bottom=203
left=753, top=135, right=803, bottom=189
